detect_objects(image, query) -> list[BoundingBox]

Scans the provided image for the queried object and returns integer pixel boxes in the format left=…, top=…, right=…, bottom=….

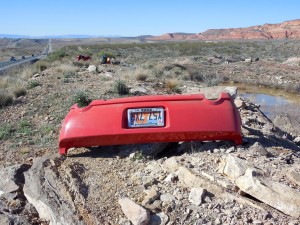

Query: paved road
left=0, top=39, right=51, bottom=75
left=0, top=56, right=44, bottom=75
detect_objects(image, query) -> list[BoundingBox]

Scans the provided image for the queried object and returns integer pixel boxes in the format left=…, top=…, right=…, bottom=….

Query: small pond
left=230, top=83, right=300, bottom=121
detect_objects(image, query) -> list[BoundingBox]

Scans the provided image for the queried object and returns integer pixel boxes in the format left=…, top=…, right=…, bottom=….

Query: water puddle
left=226, top=83, right=300, bottom=121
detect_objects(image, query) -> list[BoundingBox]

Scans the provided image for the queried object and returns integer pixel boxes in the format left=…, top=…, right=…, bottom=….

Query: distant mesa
left=146, top=19, right=300, bottom=41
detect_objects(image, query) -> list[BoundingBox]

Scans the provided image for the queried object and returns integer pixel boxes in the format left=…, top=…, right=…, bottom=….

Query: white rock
left=160, top=194, right=176, bottom=203
left=249, top=142, right=269, bottom=157
left=236, top=168, right=300, bottom=218
left=218, top=155, right=252, bottom=181
left=234, top=97, right=246, bottom=109
left=129, top=87, right=148, bottom=95
left=286, top=170, right=300, bottom=186
left=162, top=157, right=179, bottom=173
left=164, top=173, right=178, bottom=183
left=188, top=188, right=207, bottom=206
left=87, top=65, right=97, bottom=72
left=119, top=197, right=150, bottom=225
left=142, top=188, right=160, bottom=205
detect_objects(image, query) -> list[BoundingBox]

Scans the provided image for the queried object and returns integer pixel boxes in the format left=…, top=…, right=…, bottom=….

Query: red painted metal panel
left=59, top=93, right=242, bottom=155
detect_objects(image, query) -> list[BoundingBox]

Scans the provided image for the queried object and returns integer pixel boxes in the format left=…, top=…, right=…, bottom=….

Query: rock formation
left=147, top=19, right=300, bottom=41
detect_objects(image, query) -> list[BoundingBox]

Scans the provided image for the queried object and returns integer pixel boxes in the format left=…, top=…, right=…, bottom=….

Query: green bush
left=99, top=50, right=115, bottom=58
left=48, top=49, right=69, bottom=62
left=114, top=80, right=129, bottom=95
left=72, top=91, right=92, bottom=107
left=0, top=125, right=11, bottom=140
left=17, top=120, right=32, bottom=135
left=27, top=80, right=40, bottom=89
left=64, top=71, right=77, bottom=79
left=0, top=92, right=13, bottom=108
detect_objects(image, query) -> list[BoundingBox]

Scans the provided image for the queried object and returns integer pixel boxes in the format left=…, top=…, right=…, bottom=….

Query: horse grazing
left=76, top=55, right=91, bottom=61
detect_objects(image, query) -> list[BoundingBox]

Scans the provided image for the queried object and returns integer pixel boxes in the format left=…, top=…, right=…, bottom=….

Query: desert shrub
left=56, top=63, right=77, bottom=73
left=20, top=65, right=35, bottom=79
left=135, top=69, right=149, bottom=81
left=287, top=83, right=300, bottom=94
left=64, top=71, right=77, bottom=79
left=99, top=50, right=115, bottom=58
left=165, top=79, right=181, bottom=93
left=27, top=80, right=40, bottom=89
left=72, top=91, right=92, bottom=107
left=152, top=68, right=164, bottom=79
left=47, top=49, right=69, bottom=62
left=189, top=71, right=204, bottom=81
left=35, top=61, right=48, bottom=72
left=114, top=80, right=129, bottom=95
left=13, top=87, right=27, bottom=97
left=73, top=61, right=89, bottom=67
left=17, top=120, right=32, bottom=135
left=0, top=92, right=13, bottom=108
left=202, top=74, right=223, bottom=87
left=0, top=125, right=11, bottom=140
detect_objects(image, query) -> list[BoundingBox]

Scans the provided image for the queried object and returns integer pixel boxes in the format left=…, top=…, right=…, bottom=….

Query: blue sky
left=1, top=0, right=299, bottom=36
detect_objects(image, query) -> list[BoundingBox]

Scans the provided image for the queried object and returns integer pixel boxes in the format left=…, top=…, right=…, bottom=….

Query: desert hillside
left=0, top=40, right=300, bottom=224
left=147, top=19, right=300, bottom=41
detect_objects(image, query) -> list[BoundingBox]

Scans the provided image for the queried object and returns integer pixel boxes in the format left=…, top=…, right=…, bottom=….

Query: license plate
left=128, top=108, right=164, bottom=128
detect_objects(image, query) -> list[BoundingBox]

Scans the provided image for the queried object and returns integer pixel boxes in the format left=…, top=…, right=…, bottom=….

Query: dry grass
left=135, top=69, right=151, bottom=81
left=13, top=87, right=27, bottom=97
left=0, top=91, right=13, bottom=108
left=165, top=79, right=181, bottom=93
left=54, top=63, right=77, bottom=73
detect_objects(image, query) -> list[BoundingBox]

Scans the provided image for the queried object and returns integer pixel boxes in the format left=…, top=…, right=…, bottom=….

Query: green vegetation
left=114, top=80, right=129, bottom=95
left=27, top=80, right=40, bottom=89
left=47, top=49, right=69, bottom=62
left=72, top=91, right=92, bottom=107
left=131, top=151, right=146, bottom=161
left=0, top=120, right=32, bottom=141
left=0, top=124, right=11, bottom=140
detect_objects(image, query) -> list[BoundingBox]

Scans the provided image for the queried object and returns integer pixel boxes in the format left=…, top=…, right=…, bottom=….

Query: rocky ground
left=1, top=97, right=300, bottom=225
left=1, top=41, right=300, bottom=224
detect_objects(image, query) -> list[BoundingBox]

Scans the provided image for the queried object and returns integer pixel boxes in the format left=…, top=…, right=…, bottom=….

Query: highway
left=0, top=39, right=52, bottom=75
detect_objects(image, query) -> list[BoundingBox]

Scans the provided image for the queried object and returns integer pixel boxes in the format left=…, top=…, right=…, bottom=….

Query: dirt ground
left=0, top=39, right=300, bottom=225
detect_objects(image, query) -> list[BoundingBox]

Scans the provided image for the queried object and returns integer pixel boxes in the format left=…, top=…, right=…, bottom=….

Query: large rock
left=0, top=164, right=30, bottom=196
left=286, top=170, right=300, bottom=186
left=218, top=155, right=253, bottom=181
left=249, top=142, right=270, bottom=157
left=236, top=168, right=300, bottom=218
left=175, top=166, right=265, bottom=211
left=234, top=97, right=246, bottom=109
left=162, top=157, right=179, bottom=173
left=185, top=86, right=238, bottom=99
left=142, top=187, right=160, bottom=205
left=129, top=87, right=148, bottom=95
left=23, top=156, right=86, bottom=225
left=273, top=113, right=300, bottom=136
left=119, top=197, right=150, bottom=225
left=188, top=188, right=207, bottom=206
left=87, top=65, right=97, bottom=72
